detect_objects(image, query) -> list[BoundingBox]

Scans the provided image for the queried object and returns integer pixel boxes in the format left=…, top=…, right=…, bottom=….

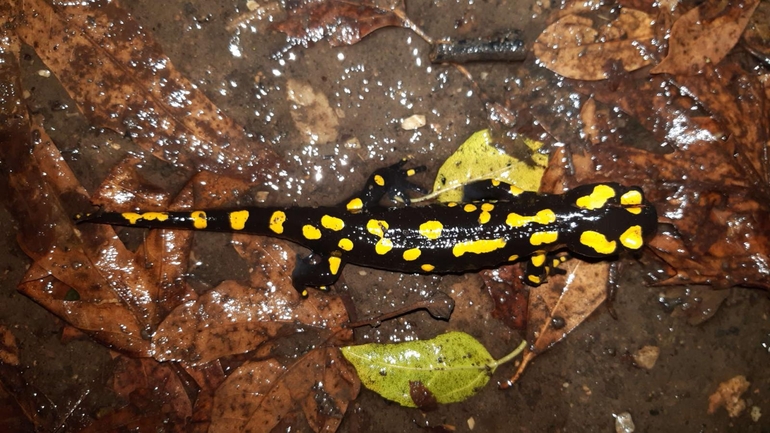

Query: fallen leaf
left=110, top=356, right=192, bottom=423
left=341, top=332, right=496, bottom=407
left=534, top=9, right=657, bottom=80
left=742, top=1, right=770, bottom=59
left=210, top=348, right=360, bottom=433
left=651, top=0, right=760, bottom=75
left=505, top=260, right=610, bottom=384
left=13, top=0, right=279, bottom=180
left=429, top=129, right=547, bottom=203
left=272, top=0, right=407, bottom=46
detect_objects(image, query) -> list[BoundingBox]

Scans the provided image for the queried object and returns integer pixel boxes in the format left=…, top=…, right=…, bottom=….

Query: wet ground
left=1, top=0, right=769, bottom=431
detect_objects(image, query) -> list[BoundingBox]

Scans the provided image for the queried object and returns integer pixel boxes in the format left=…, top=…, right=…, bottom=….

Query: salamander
left=78, top=159, right=658, bottom=296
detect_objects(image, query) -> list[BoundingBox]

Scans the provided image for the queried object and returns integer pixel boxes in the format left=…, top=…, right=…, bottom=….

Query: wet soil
left=1, top=0, right=769, bottom=432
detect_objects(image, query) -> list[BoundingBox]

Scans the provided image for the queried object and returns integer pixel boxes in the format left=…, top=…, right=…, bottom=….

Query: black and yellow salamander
left=78, top=159, right=657, bottom=296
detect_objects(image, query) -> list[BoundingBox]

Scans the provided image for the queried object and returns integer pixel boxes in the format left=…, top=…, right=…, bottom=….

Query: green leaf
left=430, top=129, right=548, bottom=202
left=340, top=331, right=496, bottom=407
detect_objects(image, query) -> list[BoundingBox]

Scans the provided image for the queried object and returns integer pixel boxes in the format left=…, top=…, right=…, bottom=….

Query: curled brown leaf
left=651, top=0, right=760, bottom=75
left=534, top=9, right=656, bottom=80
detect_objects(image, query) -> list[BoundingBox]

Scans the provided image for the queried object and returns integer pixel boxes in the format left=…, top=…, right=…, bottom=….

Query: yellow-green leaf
left=340, top=332, right=495, bottom=407
left=430, top=129, right=548, bottom=203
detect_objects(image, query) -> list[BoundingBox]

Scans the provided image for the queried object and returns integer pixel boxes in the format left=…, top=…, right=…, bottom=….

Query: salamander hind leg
left=523, top=251, right=570, bottom=286
left=291, top=252, right=346, bottom=297
left=344, top=159, right=427, bottom=211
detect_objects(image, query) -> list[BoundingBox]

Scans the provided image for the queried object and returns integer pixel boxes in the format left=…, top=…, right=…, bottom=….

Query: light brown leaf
left=534, top=9, right=656, bottom=80
left=651, top=0, right=760, bottom=75
left=210, top=348, right=360, bottom=433
left=508, top=260, right=610, bottom=383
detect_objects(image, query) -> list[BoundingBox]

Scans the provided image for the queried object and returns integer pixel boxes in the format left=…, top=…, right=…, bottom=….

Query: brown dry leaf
left=210, top=348, right=360, bottom=433
left=11, top=0, right=279, bottom=181
left=273, top=0, right=407, bottom=46
left=110, top=356, right=193, bottom=423
left=90, top=155, right=174, bottom=211
left=651, top=0, right=760, bottom=75
left=534, top=9, right=656, bottom=80
left=507, top=260, right=610, bottom=384
left=152, top=233, right=351, bottom=364
left=152, top=280, right=348, bottom=363
left=6, top=119, right=158, bottom=354
left=742, top=1, right=770, bottom=59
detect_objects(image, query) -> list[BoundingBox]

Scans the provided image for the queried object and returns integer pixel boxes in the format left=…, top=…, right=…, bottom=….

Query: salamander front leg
left=462, top=179, right=551, bottom=204
left=344, top=158, right=427, bottom=211
left=291, top=252, right=346, bottom=297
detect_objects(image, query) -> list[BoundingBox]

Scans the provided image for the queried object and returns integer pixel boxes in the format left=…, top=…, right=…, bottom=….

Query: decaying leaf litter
left=0, top=0, right=769, bottom=431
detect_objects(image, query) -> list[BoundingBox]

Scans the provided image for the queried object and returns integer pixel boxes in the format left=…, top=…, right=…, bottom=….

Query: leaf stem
left=490, top=340, right=527, bottom=369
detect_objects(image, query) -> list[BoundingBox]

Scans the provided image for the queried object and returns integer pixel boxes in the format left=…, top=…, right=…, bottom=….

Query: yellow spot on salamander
left=419, top=221, right=443, bottom=240
left=366, top=219, right=389, bottom=237
left=229, top=210, right=249, bottom=230
left=506, top=209, right=556, bottom=228
left=531, top=253, right=546, bottom=267
left=403, top=248, right=421, bottom=261
left=122, top=212, right=142, bottom=224
left=478, top=212, right=491, bottom=224
left=346, top=198, right=363, bottom=212
left=375, top=238, right=393, bottom=255
left=191, top=211, right=207, bottom=229
left=122, top=212, right=169, bottom=224
left=328, top=256, right=342, bottom=275
left=269, top=211, right=286, bottom=234
left=421, top=264, right=435, bottom=272
left=374, top=174, right=385, bottom=186
left=530, top=231, right=558, bottom=245
left=620, top=189, right=642, bottom=206
left=302, top=225, right=322, bottom=240
left=321, top=215, right=345, bottom=231
left=528, top=274, right=541, bottom=284
left=464, top=204, right=477, bottom=212
left=406, top=168, right=416, bottom=177
left=481, top=203, right=494, bottom=212
left=491, top=179, right=501, bottom=186
left=621, top=190, right=644, bottom=215
left=580, top=231, right=617, bottom=254
left=576, top=184, right=616, bottom=210
left=447, top=202, right=458, bottom=207
left=452, top=238, right=507, bottom=257
left=620, top=225, right=644, bottom=250
left=510, top=185, right=524, bottom=196
left=144, top=212, right=168, bottom=221
left=301, top=289, right=309, bottom=297
left=338, top=238, right=354, bottom=251
left=508, top=254, right=519, bottom=262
